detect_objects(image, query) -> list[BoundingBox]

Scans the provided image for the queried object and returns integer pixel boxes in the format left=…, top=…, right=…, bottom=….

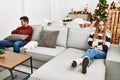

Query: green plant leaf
left=0, top=49, right=5, bottom=55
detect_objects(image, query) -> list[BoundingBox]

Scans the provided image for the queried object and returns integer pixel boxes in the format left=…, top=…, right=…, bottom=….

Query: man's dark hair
left=20, top=16, right=29, bottom=23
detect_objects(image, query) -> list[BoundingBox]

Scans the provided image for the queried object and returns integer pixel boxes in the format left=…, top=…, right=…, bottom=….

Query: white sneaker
left=71, top=58, right=83, bottom=67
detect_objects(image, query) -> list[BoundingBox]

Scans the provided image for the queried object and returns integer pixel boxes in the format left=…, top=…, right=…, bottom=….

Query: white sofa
left=26, top=26, right=68, bottom=62
left=27, top=26, right=106, bottom=80
left=6, top=25, right=120, bottom=80
left=28, top=48, right=105, bottom=80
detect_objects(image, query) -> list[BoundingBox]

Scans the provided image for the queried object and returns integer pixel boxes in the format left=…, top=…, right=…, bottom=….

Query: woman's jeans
left=0, top=40, right=27, bottom=53
left=81, top=48, right=106, bottom=65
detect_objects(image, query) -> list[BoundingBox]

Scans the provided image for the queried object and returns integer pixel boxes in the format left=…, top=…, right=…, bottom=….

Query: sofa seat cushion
left=26, top=46, right=66, bottom=61
left=5, top=47, right=13, bottom=52
left=28, top=48, right=105, bottom=80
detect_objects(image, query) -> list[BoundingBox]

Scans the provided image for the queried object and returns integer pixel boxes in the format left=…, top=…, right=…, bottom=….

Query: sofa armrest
left=106, top=44, right=120, bottom=62
left=106, top=44, right=120, bottom=80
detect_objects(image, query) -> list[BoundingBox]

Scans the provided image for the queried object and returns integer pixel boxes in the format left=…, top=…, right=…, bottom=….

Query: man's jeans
left=0, top=40, right=27, bottom=53
left=81, top=48, right=106, bottom=65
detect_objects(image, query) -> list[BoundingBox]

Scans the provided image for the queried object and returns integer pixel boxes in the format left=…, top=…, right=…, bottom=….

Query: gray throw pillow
left=4, top=34, right=28, bottom=40
left=38, top=30, right=59, bottom=48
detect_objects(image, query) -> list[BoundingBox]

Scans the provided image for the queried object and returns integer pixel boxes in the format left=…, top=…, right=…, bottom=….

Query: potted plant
left=0, top=49, right=6, bottom=57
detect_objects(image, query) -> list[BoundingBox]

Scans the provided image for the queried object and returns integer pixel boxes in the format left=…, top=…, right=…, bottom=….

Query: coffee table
left=0, top=51, right=33, bottom=80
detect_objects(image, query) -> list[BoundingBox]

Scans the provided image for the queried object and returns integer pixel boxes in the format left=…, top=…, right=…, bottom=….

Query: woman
left=71, top=19, right=111, bottom=74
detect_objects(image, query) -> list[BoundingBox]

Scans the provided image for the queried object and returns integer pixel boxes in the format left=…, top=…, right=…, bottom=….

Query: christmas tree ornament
left=92, top=0, right=109, bottom=21
left=96, top=7, right=99, bottom=9
left=83, top=4, right=88, bottom=14
left=115, top=2, right=120, bottom=10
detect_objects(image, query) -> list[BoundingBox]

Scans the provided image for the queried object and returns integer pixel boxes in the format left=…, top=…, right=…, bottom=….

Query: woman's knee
left=87, top=49, right=95, bottom=52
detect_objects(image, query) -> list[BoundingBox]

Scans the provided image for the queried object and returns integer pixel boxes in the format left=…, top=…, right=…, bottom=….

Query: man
left=0, top=16, right=33, bottom=53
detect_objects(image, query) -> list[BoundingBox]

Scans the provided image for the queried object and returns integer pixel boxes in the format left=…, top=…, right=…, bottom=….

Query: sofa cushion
left=43, top=26, right=68, bottom=47
left=31, top=25, right=43, bottom=41
left=5, top=47, right=13, bottom=52
left=28, top=48, right=105, bottom=80
left=26, top=46, right=66, bottom=61
left=67, top=28, right=94, bottom=50
left=38, top=30, right=59, bottom=48
left=4, top=34, right=28, bottom=40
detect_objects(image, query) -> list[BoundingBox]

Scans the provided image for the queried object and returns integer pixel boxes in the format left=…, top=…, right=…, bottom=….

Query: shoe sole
left=82, top=57, right=89, bottom=74
left=71, top=61, right=77, bottom=67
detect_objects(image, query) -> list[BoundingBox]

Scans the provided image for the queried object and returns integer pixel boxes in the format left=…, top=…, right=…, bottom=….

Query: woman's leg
left=81, top=49, right=97, bottom=65
left=94, top=50, right=106, bottom=59
left=81, top=49, right=99, bottom=74
left=82, top=49, right=106, bottom=65
left=71, top=49, right=96, bottom=67
left=80, top=49, right=106, bottom=74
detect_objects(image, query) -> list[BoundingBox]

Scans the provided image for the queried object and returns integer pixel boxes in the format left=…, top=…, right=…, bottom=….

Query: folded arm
left=88, top=32, right=111, bottom=52
left=11, top=27, right=33, bottom=35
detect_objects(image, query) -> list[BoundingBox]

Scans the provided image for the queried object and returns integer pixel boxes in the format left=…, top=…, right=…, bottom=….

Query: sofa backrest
left=31, top=25, right=111, bottom=50
left=67, top=28, right=94, bottom=50
left=31, top=25, right=43, bottom=41
left=43, top=26, right=68, bottom=47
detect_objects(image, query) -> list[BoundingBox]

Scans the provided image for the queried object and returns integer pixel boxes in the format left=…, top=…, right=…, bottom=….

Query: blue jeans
left=0, top=40, right=27, bottom=53
left=81, top=48, right=106, bottom=65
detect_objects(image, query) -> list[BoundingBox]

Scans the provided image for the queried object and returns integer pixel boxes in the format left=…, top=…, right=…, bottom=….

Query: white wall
left=0, top=0, right=52, bottom=39
left=0, top=0, right=119, bottom=39
left=26, top=0, right=119, bottom=21
left=52, top=0, right=118, bottom=20
left=25, top=0, right=52, bottom=25
left=0, top=0, right=22, bottom=39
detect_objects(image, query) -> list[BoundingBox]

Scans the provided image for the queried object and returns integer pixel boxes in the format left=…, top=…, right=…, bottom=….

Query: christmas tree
left=92, top=0, right=109, bottom=21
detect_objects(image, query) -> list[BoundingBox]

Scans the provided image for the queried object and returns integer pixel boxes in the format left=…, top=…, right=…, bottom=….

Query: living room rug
left=4, top=71, right=29, bottom=80
left=0, top=65, right=37, bottom=80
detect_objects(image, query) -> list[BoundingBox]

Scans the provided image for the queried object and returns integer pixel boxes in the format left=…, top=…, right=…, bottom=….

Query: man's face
left=20, top=20, right=28, bottom=27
